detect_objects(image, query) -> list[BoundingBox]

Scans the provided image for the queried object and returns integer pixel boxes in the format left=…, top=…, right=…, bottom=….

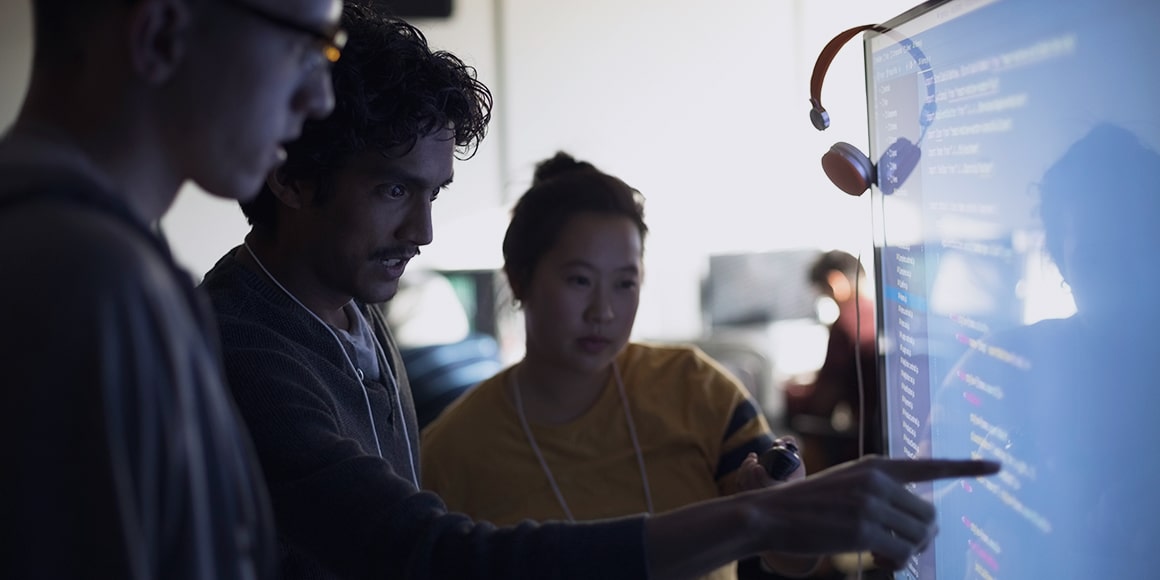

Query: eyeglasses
left=219, top=0, right=347, bottom=64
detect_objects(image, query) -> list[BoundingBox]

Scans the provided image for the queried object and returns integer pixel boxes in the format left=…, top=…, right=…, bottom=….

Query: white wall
left=491, top=0, right=917, bottom=340
left=401, top=0, right=507, bottom=272
left=0, top=0, right=32, bottom=132
left=0, top=0, right=919, bottom=338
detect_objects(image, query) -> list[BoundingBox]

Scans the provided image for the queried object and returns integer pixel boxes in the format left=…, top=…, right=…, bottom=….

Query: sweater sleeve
left=1, top=207, right=275, bottom=580
left=221, top=321, right=649, bottom=580
left=2, top=232, right=164, bottom=580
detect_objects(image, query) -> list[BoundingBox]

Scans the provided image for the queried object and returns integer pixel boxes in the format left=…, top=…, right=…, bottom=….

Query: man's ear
left=266, top=167, right=308, bottom=210
left=127, top=0, right=192, bottom=84
left=826, top=270, right=852, bottom=301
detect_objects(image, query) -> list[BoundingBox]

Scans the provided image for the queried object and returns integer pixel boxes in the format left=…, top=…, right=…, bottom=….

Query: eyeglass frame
left=219, top=0, right=348, bottom=64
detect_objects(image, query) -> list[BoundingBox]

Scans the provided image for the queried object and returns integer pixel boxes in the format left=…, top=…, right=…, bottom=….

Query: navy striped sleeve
left=715, top=399, right=775, bottom=480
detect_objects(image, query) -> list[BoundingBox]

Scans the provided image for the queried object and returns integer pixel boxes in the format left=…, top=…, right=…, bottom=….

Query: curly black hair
left=502, top=152, right=648, bottom=301
left=241, top=2, right=493, bottom=227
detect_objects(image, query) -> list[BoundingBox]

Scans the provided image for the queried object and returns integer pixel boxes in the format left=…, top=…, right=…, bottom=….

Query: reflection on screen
left=868, top=1, right=1160, bottom=578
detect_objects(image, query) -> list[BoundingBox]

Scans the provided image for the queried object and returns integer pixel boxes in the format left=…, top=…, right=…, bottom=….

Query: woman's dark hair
left=241, top=3, right=493, bottom=227
left=502, top=152, right=648, bottom=300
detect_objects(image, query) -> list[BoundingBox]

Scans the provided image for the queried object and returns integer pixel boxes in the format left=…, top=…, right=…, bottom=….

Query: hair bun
left=532, top=151, right=596, bottom=186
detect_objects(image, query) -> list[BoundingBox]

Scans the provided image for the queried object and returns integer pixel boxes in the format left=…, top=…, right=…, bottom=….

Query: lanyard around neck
left=242, top=242, right=419, bottom=489
left=512, top=361, right=654, bottom=520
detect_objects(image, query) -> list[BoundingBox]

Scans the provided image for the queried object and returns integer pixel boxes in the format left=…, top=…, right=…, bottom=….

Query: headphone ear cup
left=879, top=137, right=922, bottom=195
left=822, top=141, right=874, bottom=196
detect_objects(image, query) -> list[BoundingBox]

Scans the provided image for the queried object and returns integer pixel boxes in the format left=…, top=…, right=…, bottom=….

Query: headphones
left=809, top=24, right=937, bottom=196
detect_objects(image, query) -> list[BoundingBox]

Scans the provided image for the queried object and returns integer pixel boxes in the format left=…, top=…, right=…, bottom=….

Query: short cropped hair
left=241, top=3, right=493, bottom=227
left=29, top=0, right=138, bottom=69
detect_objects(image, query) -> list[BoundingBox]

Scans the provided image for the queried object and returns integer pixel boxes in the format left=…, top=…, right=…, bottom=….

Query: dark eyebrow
left=560, top=260, right=640, bottom=274
left=361, top=167, right=454, bottom=190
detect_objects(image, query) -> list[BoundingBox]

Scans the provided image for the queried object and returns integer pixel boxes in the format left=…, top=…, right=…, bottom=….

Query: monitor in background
left=866, top=1, right=1160, bottom=578
left=703, top=250, right=822, bottom=327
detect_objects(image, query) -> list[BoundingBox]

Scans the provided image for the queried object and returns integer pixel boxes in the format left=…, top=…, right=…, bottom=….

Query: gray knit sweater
left=201, top=250, right=648, bottom=580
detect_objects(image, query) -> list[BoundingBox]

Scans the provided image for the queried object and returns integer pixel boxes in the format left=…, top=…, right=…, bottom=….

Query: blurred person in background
left=784, top=250, right=880, bottom=475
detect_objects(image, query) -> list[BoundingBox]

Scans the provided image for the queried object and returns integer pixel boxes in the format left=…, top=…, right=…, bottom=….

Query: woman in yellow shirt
left=422, top=152, right=812, bottom=579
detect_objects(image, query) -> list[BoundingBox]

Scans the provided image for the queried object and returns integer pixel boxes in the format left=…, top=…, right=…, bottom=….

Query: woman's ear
left=266, top=167, right=307, bottom=210
left=504, top=266, right=525, bottom=305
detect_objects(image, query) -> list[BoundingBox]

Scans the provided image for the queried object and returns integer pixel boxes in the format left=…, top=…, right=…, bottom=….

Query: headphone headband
left=809, top=24, right=882, bottom=130
left=809, top=24, right=935, bottom=132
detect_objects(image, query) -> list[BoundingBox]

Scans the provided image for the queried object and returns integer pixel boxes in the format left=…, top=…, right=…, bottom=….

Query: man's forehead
left=346, top=148, right=454, bottom=182
left=259, top=0, right=342, bottom=26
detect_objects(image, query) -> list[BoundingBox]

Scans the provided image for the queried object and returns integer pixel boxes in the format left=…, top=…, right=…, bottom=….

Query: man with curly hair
left=199, top=3, right=492, bottom=577
left=201, top=4, right=998, bottom=579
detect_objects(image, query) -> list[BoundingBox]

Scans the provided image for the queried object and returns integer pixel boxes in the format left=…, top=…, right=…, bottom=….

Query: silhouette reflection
left=929, top=124, right=1160, bottom=579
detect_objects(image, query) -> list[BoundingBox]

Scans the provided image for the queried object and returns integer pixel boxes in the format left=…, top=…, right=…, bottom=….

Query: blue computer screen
left=867, top=1, right=1160, bottom=578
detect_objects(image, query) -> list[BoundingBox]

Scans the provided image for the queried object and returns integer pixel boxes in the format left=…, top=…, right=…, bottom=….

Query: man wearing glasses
left=0, top=0, right=341, bottom=578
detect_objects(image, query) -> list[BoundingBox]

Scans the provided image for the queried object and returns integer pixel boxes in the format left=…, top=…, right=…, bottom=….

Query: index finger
left=873, top=458, right=1001, bottom=482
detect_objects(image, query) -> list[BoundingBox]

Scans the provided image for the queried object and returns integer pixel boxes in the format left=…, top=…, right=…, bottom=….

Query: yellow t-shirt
left=421, top=343, right=774, bottom=580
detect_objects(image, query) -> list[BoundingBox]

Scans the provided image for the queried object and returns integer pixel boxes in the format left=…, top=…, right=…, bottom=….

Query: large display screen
left=867, top=1, right=1160, bottom=578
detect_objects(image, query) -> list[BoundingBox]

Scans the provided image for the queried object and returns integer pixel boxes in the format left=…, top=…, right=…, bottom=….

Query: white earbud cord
left=512, top=360, right=654, bottom=521
left=242, top=243, right=419, bottom=488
